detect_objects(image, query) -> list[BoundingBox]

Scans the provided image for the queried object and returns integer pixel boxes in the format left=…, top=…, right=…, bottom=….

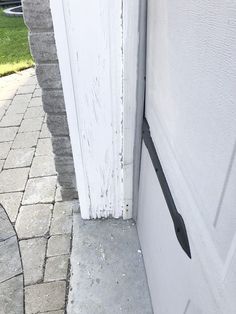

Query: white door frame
left=51, top=0, right=146, bottom=219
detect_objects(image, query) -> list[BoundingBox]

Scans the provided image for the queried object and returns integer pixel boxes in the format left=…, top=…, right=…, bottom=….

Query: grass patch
left=0, top=9, right=34, bottom=77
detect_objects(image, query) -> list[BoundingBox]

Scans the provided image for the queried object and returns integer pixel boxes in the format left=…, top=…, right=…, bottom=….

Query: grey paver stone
left=19, top=237, right=47, bottom=285
left=17, top=85, right=35, bottom=95
left=0, top=142, right=12, bottom=159
left=6, top=95, right=31, bottom=114
left=28, top=97, right=43, bottom=107
left=19, top=117, right=43, bottom=133
left=32, top=88, right=42, bottom=98
left=11, top=94, right=32, bottom=106
left=45, top=255, right=69, bottom=282
left=24, top=106, right=45, bottom=119
left=35, top=138, right=53, bottom=156
left=50, top=202, right=75, bottom=235
left=0, top=275, right=24, bottom=314
left=0, top=236, right=22, bottom=283
left=40, top=123, right=51, bottom=138
left=0, top=99, right=11, bottom=110
left=0, top=114, right=23, bottom=127
left=25, top=281, right=66, bottom=314
left=15, top=204, right=52, bottom=239
left=0, top=192, right=23, bottom=222
left=22, top=176, right=57, bottom=205
left=0, top=160, right=3, bottom=172
left=47, top=234, right=71, bottom=257
left=24, top=76, right=38, bottom=86
left=0, top=168, right=29, bottom=193
left=4, top=148, right=35, bottom=169
left=0, top=108, right=5, bottom=120
left=6, top=103, right=28, bottom=115
left=30, top=155, right=56, bottom=178
left=0, top=205, right=15, bottom=241
left=0, top=88, right=16, bottom=101
left=12, top=131, right=39, bottom=148
left=0, top=127, right=18, bottom=142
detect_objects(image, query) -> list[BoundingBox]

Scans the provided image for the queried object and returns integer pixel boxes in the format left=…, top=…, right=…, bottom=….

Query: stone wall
left=22, top=0, right=78, bottom=200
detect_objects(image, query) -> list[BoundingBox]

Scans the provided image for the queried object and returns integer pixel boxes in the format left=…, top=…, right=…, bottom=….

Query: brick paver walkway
left=0, top=69, right=78, bottom=314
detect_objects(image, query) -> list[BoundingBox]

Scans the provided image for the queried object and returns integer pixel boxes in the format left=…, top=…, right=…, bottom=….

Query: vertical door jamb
left=132, top=0, right=148, bottom=221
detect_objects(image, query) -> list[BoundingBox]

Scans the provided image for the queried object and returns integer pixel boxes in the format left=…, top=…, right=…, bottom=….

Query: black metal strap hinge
left=142, top=117, right=191, bottom=259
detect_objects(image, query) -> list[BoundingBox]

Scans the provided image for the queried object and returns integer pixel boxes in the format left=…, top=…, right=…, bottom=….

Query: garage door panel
left=137, top=146, right=218, bottom=314
left=146, top=0, right=236, bottom=230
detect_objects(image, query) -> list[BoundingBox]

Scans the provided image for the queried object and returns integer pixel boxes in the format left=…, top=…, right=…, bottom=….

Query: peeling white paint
left=51, top=0, right=140, bottom=219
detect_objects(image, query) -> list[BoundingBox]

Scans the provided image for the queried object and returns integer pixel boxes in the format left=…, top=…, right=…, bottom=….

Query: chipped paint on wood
left=51, top=0, right=141, bottom=219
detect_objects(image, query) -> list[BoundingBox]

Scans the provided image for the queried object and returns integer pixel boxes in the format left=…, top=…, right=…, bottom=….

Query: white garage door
left=137, top=1, right=236, bottom=313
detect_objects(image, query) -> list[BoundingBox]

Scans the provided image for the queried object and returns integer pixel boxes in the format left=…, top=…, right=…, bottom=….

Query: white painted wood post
left=50, top=0, right=141, bottom=219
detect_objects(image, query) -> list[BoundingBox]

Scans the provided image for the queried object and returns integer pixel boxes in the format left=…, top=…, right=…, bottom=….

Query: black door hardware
left=142, top=117, right=191, bottom=259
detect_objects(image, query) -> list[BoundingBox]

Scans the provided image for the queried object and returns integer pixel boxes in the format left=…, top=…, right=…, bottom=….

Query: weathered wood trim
left=50, top=0, right=90, bottom=218
left=51, top=0, right=143, bottom=219
left=132, top=0, right=148, bottom=221
left=122, top=0, right=141, bottom=219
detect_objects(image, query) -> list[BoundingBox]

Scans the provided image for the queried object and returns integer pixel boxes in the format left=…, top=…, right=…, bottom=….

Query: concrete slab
left=67, top=214, right=153, bottom=314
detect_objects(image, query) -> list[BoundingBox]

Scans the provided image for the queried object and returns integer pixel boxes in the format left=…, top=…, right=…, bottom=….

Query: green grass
left=0, top=9, right=34, bottom=77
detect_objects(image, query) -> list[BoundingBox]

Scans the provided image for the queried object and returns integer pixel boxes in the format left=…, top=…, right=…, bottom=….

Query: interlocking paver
left=24, top=107, right=45, bottom=119
left=0, top=99, right=11, bottom=110
left=35, top=138, right=53, bottom=156
left=40, top=123, right=51, bottom=138
left=25, top=282, right=66, bottom=314
left=44, top=255, right=69, bottom=282
left=0, top=192, right=23, bottom=222
left=0, top=275, right=24, bottom=314
left=6, top=95, right=31, bottom=114
left=28, top=97, right=43, bottom=107
left=0, top=114, right=24, bottom=127
left=0, top=236, right=22, bottom=283
left=0, top=88, right=16, bottom=101
left=23, top=76, right=38, bottom=86
left=19, top=117, right=43, bottom=133
left=4, top=148, right=35, bottom=169
left=22, top=176, right=57, bottom=204
left=0, top=100, right=11, bottom=119
left=0, top=69, right=74, bottom=314
left=11, top=94, right=32, bottom=106
left=12, top=131, right=39, bottom=149
left=32, top=88, right=42, bottom=98
left=0, top=205, right=15, bottom=241
left=47, top=234, right=71, bottom=257
left=16, top=204, right=52, bottom=239
left=0, top=160, right=3, bottom=172
left=0, top=142, right=12, bottom=159
left=6, top=103, right=28, bottom=115
left=50, top=202, right=73, bottom=235
left=0, top=107, right=5, bottom=120
left=0, top=127, right=18, bottom=142
left=0, top=168, right=29, bottom=193
left=17, top=85, right=35, bottom=95
left=20, top=237, right=47, bottom=285
left=30, top=155, right=56, bottom=177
